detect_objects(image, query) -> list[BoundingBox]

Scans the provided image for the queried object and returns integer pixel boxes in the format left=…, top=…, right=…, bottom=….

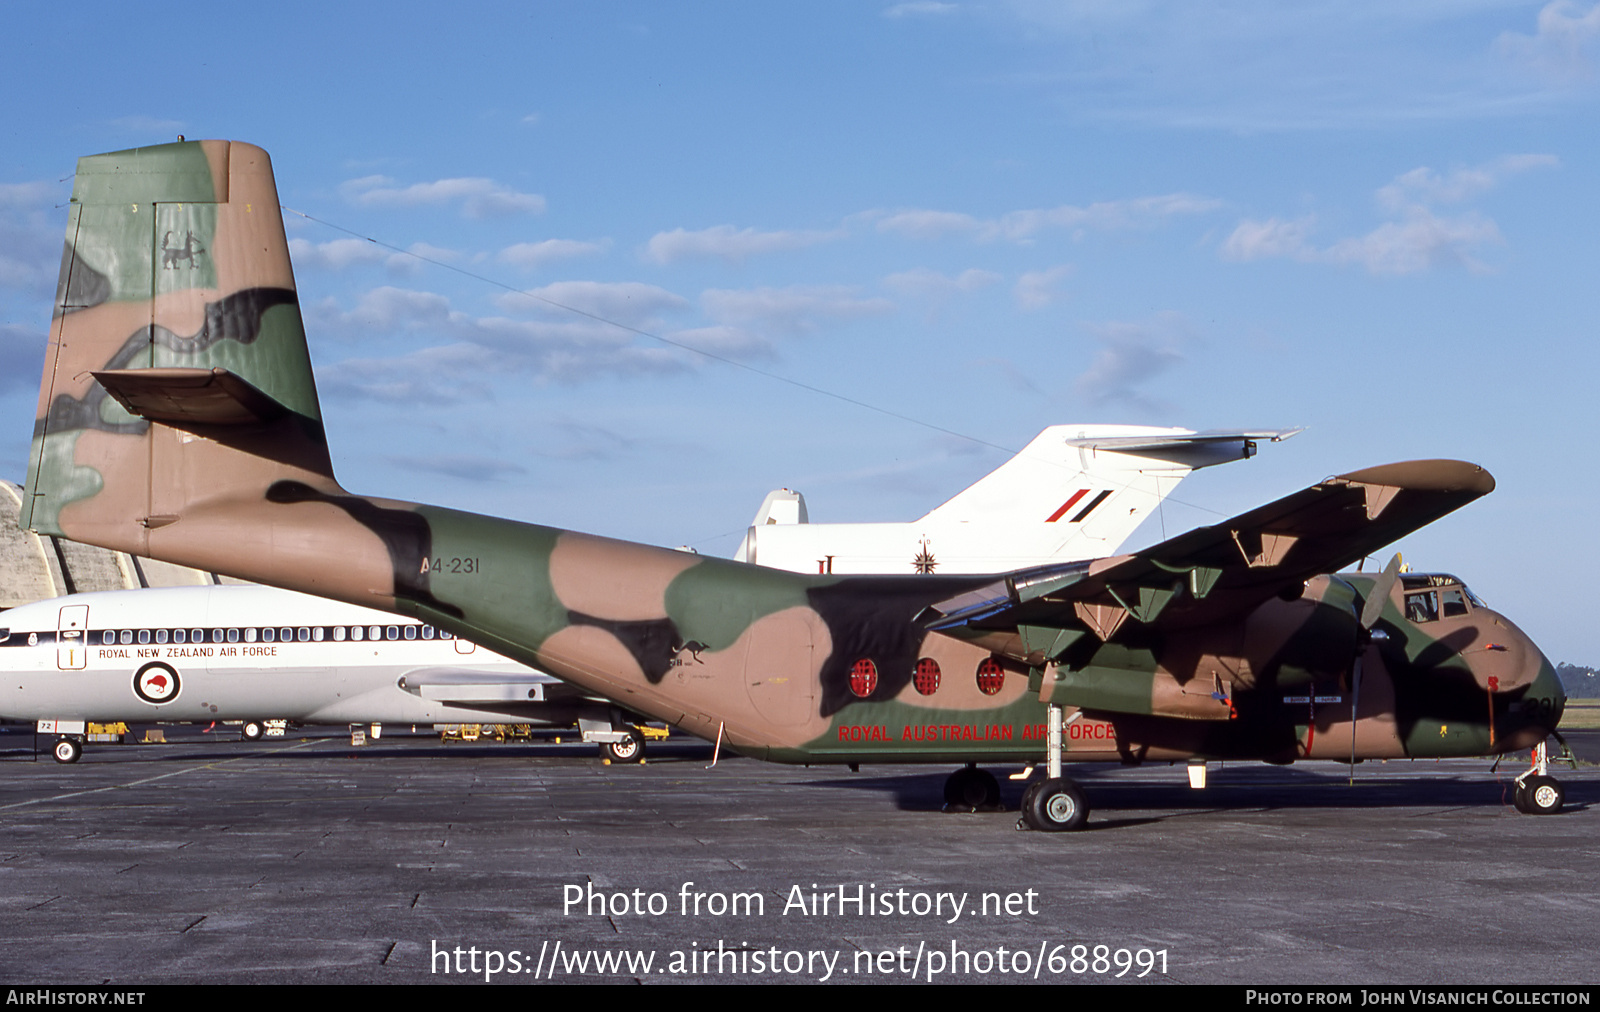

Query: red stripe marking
left=1045, top=488, right=1090, bottom=523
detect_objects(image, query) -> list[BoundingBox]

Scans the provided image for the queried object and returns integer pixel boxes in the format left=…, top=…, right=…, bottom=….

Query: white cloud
left=341, top=175, right=546, bottom=219
left=1324, top=210, right=1502, bottom=275
left=644, top=224, right=843, bottom=264
left=0, top=324, right=44, bottom=391
left=884, top=2, right=958, bottom=17
left=1497, top=1, right=1600, bottom=82
left=312, top=287, right=697, bottom=401
left=701, top=285, right=895, bottom=336
left=1013, top=265, right=1075, bottom=309
left=1375, top=155, right=1559, bottom=211
left=386, top=453, right=528, bottom=481
left=1220, top=216, right=1319, bottom=263
left=499, top=239, right=610, bottom=270
left=495, top=281, right=690, bottom=328
left=1222, top=156, right=1553, bottom=275
left=1073, top=314, right=1189, bottom=410
left=874, top=193, right=1219, bottom=243
left=665, top=324, right=778, bottom=361
left=0, top=181, right=68, bottom=296
left=288, top=238, right=389, bottom=272
left=882, top=267, right=1002, bottom=298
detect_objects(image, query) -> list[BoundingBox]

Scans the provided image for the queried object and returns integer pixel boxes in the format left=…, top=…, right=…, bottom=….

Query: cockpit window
left=1441, top=588, right=1469, bottom=618
left=1406, top=591, right=1439, bottom=623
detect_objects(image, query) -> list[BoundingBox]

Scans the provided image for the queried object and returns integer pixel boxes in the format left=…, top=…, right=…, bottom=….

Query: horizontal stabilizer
left=1060, top=427, right=1303, bottom=470
left=93, top=367, right=288, bottom=426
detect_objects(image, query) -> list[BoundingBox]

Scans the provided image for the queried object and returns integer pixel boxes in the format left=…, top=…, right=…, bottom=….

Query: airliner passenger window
left=156, top=629, right=168, bottom=644
left=369, top=626, right=382, bottom=641
left=404, top=625, right=417, bottom=640
left=191, top=629, right=203, bottom=643
left=262, top=628, right=275, bottom=642
left=297, top=627, right=310, bottom=642
left=281, top=628, right=293, bottom=642
left=139, top=629, right=150, bottom=644
left=387, top=626, right=399, bottom=640
left=351, top=626, right=364, bottom=641
left=175, top=629, right=187, bottom=644
left=245, top=628, right=257, bottom=642
left=120, top=630, right=132, bottom=645
left=227, top=628, right=239, bottom=643
left=422, top=626, right=434, bottom=640
left=334, top=627, right=346, bottom=641
left=312, top=627, right=324, bottom=642
left=102, top=631, right=114, bottom=645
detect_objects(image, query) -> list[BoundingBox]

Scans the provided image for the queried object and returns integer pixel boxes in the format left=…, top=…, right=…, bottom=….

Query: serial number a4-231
left=422, top=557, right=481, bottom=575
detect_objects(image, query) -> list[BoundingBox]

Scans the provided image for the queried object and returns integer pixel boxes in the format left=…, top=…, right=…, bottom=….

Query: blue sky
left=1, top=1, right=1595, bottom=663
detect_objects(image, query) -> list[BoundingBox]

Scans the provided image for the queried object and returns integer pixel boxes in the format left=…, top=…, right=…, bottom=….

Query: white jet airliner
left=0, top=583, right=647, bottom=763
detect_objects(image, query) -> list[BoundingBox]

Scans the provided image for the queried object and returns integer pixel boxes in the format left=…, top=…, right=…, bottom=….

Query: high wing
left=922, top=459, right=1494, bottom=663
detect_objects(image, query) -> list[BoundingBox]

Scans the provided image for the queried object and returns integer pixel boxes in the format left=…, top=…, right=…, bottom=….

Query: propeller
left=1350, top=554, right=1402, bottom=778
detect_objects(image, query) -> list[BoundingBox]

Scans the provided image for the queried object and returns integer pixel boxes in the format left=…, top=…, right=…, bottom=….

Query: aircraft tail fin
left=22, top=140, right=336, bottom=556
left=918, top=424, right=1298, bottom=553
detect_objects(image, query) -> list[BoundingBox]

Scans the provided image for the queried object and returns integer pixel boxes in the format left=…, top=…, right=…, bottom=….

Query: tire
left=601, top=729, right=644, bottom=763
left=943, top=767, right=1001, bottom=811
left=1520, top=775, right=1564, bottom=815
left=241, top=721, right=264, bottom=742
left=52, top=737, right=82, bottom=764
left=1021, top=777, right=1089, bottom=832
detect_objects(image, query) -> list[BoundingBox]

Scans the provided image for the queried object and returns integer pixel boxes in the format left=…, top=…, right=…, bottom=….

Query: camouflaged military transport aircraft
left=20, top=141, right=1568, bottom=829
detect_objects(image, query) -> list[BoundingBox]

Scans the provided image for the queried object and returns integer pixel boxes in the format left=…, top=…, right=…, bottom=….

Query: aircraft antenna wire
left=280, top=207, right=1235, bottom=522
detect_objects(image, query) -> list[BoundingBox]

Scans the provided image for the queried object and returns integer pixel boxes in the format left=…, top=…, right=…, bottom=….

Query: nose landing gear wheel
left=52, top=737, right=82, bottom=764
left=601, top=729, right=645, bottom=763
left=241, top=721, right=265, bottom=742
left=1018, top=777, right=1088, bottom=832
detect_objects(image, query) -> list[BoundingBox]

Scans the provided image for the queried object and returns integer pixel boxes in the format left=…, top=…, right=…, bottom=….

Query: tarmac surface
left=1, top=726, right=1596, bottom=986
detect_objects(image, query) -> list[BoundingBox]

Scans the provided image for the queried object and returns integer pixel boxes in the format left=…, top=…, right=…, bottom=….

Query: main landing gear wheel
left=1018, top=777, right=1089, bottom=832
left=601, top=729, right=645, bottom=763
left=52, top=737, right=82, bottom=764
left=942, top=766, right=1001, bottom=812
left=241, top=721, right=265, bottom=742
left=1515, top=775, right=1564, bottom=815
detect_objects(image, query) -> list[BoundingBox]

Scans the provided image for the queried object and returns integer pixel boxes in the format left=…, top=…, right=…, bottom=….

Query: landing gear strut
left=1016, top=702, right=1091, bottom=831
left=1513, top=740, right=1564, bottom=815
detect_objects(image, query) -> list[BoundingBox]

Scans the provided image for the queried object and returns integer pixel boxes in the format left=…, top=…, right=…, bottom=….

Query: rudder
left=22, top=140, right=335, bottom=551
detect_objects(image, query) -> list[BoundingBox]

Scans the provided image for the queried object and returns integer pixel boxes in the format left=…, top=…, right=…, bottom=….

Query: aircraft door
left=743, top=612, right=820, bottom=727
left=57, top=605, right=88, bottom=670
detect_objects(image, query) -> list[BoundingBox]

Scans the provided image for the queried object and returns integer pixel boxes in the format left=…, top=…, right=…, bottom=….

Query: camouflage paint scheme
left=21, top=142, right=1565, bottom=774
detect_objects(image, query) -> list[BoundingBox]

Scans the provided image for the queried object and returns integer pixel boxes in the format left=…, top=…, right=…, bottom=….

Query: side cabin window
left=1406, top=591, right=1438, bottom=623
left=1401, top=573, right=1476, bottom=623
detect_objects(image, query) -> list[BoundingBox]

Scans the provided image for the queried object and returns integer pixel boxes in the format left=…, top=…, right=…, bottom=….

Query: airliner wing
left=401, top=668, right=566, bottom=704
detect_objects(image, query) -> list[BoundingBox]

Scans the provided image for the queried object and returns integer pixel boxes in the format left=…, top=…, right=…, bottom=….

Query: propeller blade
left=1360, top=553, right=1403, bottom=631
